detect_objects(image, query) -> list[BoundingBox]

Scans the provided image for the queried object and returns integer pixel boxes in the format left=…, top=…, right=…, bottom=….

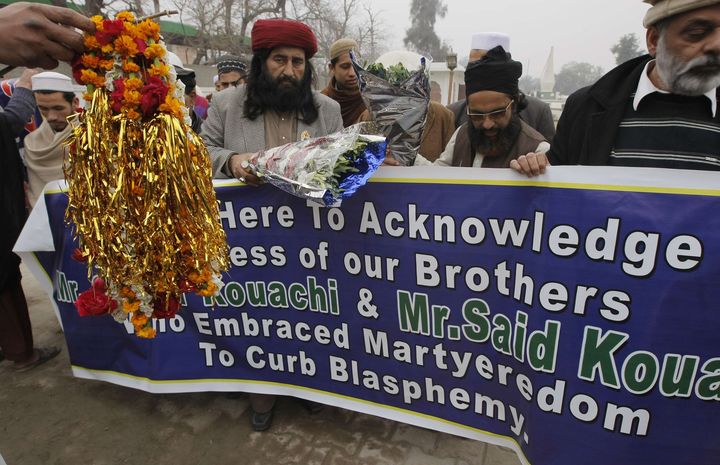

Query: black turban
left=464, top=46, right=522, bottom=97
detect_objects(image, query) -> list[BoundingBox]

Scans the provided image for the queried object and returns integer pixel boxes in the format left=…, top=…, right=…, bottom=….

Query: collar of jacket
left=586, top=54, right=653, bottom=109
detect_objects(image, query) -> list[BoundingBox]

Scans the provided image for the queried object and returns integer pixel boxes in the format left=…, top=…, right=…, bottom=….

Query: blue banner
left=16, top=168, right=720, bottom=465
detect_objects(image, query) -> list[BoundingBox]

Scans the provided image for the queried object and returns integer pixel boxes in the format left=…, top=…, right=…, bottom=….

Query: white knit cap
left=31, top=71, right=73, bottom=92
left=470, top=32, right=511, bottom=52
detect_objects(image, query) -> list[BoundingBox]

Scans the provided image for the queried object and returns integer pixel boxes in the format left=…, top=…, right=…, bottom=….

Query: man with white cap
left=514, top=0, right=720, bottom=175
left=448, top=32, right=555, bottom=142
left=23, top=70, right=78, bottom=207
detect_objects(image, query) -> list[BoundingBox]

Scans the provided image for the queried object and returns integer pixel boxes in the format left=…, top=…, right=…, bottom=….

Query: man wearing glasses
left=413, top=46, right=548, bottom=167
left=448, top=32, right=555, bottom=142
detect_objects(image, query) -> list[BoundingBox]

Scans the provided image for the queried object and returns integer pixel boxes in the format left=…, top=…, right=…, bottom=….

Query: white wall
left=429, top=63, right=465, bottom=105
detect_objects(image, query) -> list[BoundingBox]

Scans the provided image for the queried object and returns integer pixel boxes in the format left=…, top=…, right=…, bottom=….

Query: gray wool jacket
left=202, top=85, right=343, bottom=178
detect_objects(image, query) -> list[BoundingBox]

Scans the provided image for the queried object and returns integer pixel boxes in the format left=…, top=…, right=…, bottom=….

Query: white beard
left=655, top=34, right=720, bottom=96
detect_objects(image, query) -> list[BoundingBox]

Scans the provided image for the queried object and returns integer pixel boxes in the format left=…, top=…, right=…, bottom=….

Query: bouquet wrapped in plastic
left=66, top=11, right=229, bottom=338
left=352, top=54, right=430, bottom=166
left=248, top=123, right=386, bottom=206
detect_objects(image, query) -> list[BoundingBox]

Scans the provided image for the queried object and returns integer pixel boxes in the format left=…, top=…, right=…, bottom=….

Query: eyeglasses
left=466, top=101, right=513, bottom=121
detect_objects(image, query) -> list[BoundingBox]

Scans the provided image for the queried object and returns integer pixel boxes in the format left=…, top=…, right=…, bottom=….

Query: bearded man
left=321, top=38, right=366, bottom=127
left=514, top=0, right=720, bottom=175
left=201, top=18, right=341, bottom=431
left=448, top=32, right=556, bottom=142
left=203, top=18, right=342, bottom=182
left=24, top=71, right=78, bottom=207
left=414, top=46, right=547, bottom=167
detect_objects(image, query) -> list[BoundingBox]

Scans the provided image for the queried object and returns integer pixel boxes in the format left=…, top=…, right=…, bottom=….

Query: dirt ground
left=0, top=265, right=522, bottom=465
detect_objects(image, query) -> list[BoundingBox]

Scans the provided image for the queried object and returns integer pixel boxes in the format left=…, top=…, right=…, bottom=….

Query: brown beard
left=467, top=114, right=522, bottom=158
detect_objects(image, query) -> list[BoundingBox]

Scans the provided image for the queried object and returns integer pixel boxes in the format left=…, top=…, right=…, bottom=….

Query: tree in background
left=290, top=0, right=389, bottom=63
left=67, top=0, right=385, bottom=67
left=519, top=75, right=540, bottom=95
left=611, top=33, right=644, bottom=65
left=403, top=0, right=450, bottom=60
left=554, top=62, right=604, bottom=96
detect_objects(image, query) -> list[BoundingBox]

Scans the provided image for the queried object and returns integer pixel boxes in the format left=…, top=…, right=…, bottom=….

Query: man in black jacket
left=513, top=0, right=720, bottom=176
left=0, top=2, right=93, bottom=371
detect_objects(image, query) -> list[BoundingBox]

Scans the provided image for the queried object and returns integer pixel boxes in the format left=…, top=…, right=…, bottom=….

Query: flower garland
left=67, top=11, right=228, bottom=339
left=73, top=11, right=186, bottom=122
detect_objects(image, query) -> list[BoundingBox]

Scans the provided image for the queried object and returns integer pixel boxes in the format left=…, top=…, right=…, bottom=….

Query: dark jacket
left=547, top=55, right=654, bottom=166
left=452, top=120, right=546, bottom=168
left=448, top=94, right=555, bottom=141
left=0, top=88, right=36, bottom=289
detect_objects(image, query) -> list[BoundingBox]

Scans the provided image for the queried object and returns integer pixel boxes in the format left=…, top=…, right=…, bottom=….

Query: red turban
left=251, top=19, right=318, bottom=58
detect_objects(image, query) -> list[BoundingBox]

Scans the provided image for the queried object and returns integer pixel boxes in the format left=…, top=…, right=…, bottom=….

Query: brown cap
left=643, top=0, right=720, bottom=26
left=329, top=38, right=358, bottom=60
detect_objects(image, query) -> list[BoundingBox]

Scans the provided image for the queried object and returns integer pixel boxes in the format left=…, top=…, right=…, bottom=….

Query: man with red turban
left=201, top=19, right=342, bottom=431
left=203, top=18, right=342, bottom=182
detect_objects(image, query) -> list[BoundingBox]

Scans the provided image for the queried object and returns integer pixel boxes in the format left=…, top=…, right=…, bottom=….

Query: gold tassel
left=66, top=89, right=228, bottom=337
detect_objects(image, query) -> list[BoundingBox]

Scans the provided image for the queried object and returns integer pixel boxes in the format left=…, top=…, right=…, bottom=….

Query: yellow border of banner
left=369, top=177, right=720, bottom=196
left=43, top=177, right=720, bottom=197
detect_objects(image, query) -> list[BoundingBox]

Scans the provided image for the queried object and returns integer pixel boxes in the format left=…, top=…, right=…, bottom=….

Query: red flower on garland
left=71, top=248, right=88, bottom=262
left=178, top=278, right=196, bottom=293
left=140, top=76, right=169, bottom=117
left=71, top=55, right=85, bottom=85
left=96, top=19, right=125, bottom=45
left=133, top=38, right=148, bottom=54
left=76, top=278, right=118, bottom=317
left=152, top=293, right=180, bottom=319
left=110, top=78, right=126, bottom=113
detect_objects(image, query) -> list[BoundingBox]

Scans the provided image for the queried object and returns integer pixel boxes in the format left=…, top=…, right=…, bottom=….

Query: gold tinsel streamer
left=65, top=89, right=229, bottom=309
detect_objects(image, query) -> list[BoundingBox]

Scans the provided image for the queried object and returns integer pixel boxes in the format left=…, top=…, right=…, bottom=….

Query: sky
left=365, top=0, right=651, bottom=77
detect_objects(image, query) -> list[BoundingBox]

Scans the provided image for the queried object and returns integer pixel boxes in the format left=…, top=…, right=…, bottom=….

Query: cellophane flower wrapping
left=352, top=54, right=430, bottom=166
left=249, top=123, right=387, bottom=206
left=66, top=11, right=229, bottom=338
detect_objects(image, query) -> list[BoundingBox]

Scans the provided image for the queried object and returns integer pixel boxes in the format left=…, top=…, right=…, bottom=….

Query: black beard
left=251, top=71, right=307, bottom=113
left=467, top=115, right=522, bottom=158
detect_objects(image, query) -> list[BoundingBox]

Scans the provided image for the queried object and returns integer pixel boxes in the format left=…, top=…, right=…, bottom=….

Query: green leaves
left=366, top=62, right=412, bottom=86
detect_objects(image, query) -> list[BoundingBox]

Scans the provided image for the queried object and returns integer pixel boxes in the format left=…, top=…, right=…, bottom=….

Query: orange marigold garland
left=67, top=11, right=228, bottom=339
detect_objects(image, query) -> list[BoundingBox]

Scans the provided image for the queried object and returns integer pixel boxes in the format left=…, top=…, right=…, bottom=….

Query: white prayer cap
left=470, top=32, right=511, bottom=52
left=166, top=51, right=192, bottom=72
left=31, top=71, right=74, bottom=92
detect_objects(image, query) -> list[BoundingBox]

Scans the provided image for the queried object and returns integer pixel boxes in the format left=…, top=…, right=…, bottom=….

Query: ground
left=0, top=265, right=523, bottom=465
